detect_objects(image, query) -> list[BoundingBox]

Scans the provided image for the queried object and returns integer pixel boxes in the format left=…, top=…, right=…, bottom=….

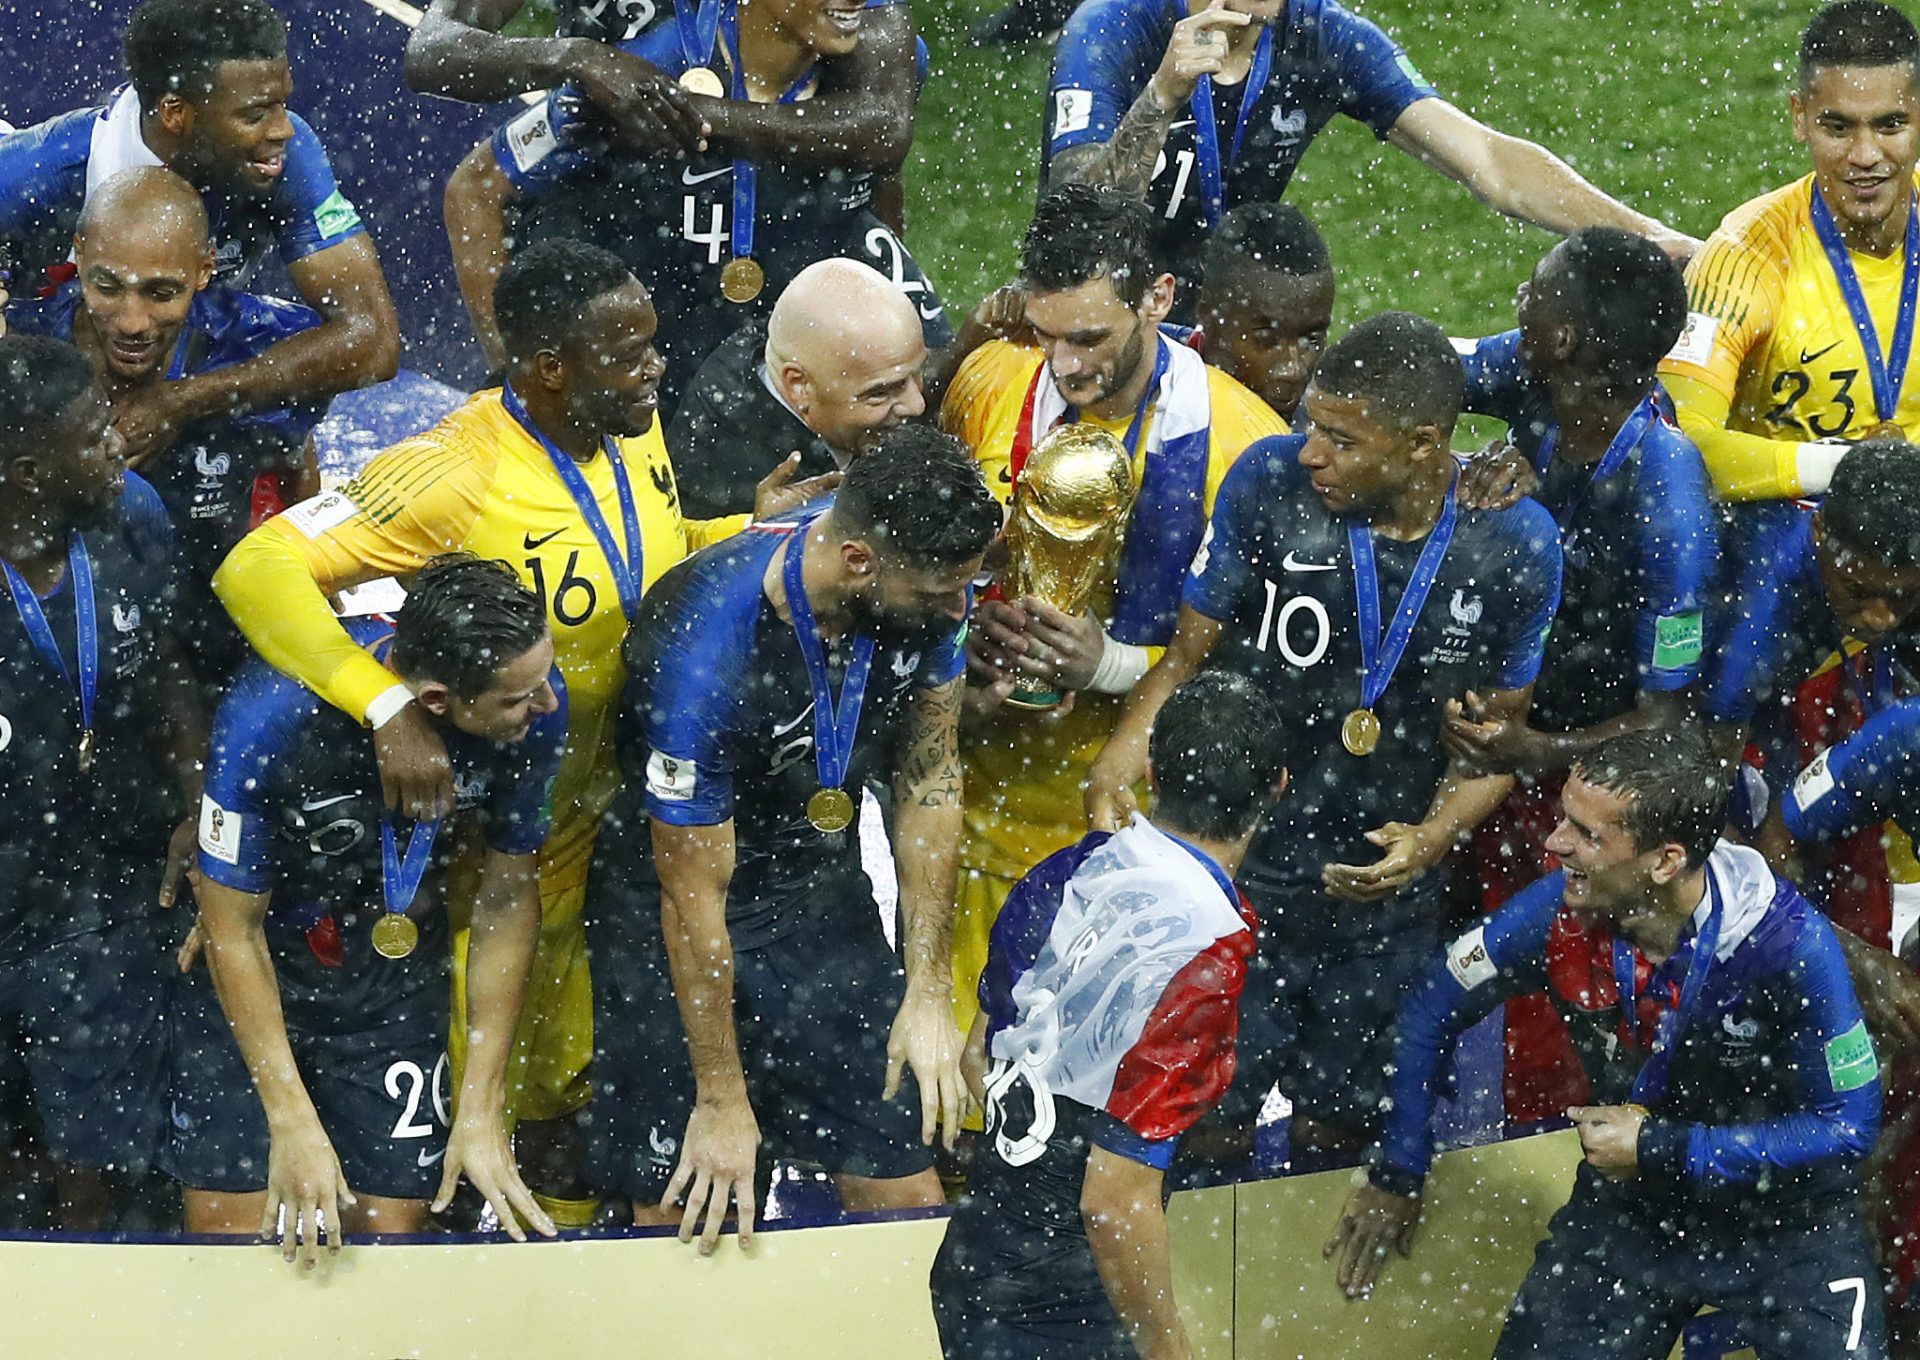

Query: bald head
left=72, top=168, right=215, bottom=385
left=764, top=260, right=928, bottom=457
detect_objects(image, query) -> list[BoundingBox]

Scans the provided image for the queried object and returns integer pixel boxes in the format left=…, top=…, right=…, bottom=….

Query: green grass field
left=904, top=0, right=1820, bottom=336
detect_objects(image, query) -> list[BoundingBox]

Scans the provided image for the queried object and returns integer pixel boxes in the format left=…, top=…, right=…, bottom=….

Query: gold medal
left=1863, top=420, right=1907, bottom=441
left=720, top=256, right=764, bottom=304
left=77, top=727, right=94, bottom=773
left=371, top=913, right=419, bottom=961
left=1342, top=708, right=1382, bottom=757
left=807, top=786, right=855, bottom=834
left=679, top=66, right=724, bottom=97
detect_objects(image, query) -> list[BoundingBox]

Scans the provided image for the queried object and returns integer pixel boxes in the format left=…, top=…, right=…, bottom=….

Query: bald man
left=6, top=167, right=328, bottom=683
left=667, top=259, right=928, bottom=520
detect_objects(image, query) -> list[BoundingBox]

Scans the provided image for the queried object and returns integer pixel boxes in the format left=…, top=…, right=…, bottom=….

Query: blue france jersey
left=1784, top=697, right=1920, bottom=844
left=621, top=522, right=965, bottom=949
left=0, top=475, right=180, bottom=955
left=197, top=619, right=566, bottom=957
left=0, top=90, right=364, bottom=290
left=1045, top=0, right=1435, bottom=282
left=1184, top=436, right=1560, bottom=945
left=1458, top=331, right=1718, bottom=731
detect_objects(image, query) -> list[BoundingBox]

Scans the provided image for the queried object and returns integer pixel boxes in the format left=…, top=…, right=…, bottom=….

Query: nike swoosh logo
left=1282, top=551, right=1338, bottom=573
left=681, top=165, right=733, bottom=186
left=1799, top=341, right=1842, bottom=366
left=416, top=1147, right=446, bottom=1168
left=300, top=793, right=356, bottom=813
left=523, top=528, right=566, bottom=550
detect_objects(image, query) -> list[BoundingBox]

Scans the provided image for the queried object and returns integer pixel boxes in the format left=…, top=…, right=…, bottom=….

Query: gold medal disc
left=679, top=66, right=725, bottom=97
left=1342, top=708, right=1382, bottom=757
left=371, top=914, right=419, bottom=961
left=807, top=786, right=855, bottom=834
left=1863, top=420, right=1907, bottom=441
left=720, top=256, right=765, bottom=304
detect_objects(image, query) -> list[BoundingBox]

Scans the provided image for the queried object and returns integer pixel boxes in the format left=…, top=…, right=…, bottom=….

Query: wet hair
left=493, top=239, right=638, bottom=362
left=1800, top=1, right=1920, bottom=84
left=1555, top=227, right=1688, bottom=386
left=827, top=424, right=1000, bottom=570
left=1020, top=184, right=1159, bottom=309
left=1310, top=311, right=1463, bottom=432
left=1823, top=438, right=1920, bottom=568
left=391, top=555, right=549, bottom=701
left=1201, top=201, right=1333, bottom=288
left=0, top=336, right=100, bottom=465
left=1572, top=726, right=1729, bottom=868
left=125, top=0, right=288, bottom=110
left=1150, top=670, right=1290, bottom=842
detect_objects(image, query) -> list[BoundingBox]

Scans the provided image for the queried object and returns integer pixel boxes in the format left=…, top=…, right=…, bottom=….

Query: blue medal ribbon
left=501, top=381, right=645, bottom=621
left=1537, top=394, right=1657, bottom=556
left=1190, top=21, right=1275, bottom=230
left=1346, top=470, right=1459, bottom=713
left=1809, top=185, right=1920, bottom=425
left=3, top=533, right=99, bottom=758
left=782, top=515, right=875, bottom=794
left=380, top=816, right=442, bottom=923
left=1620, top=869, right=1725, bottom=1106
left=673, top=0, right=724, bottom=70
left=720, top=5, right=818, bottom=267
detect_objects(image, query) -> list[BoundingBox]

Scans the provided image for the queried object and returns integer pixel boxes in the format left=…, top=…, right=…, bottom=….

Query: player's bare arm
left=1082, top=1148, right=1193, bottom=1360
left=886, top=674, right=970, bottom=1150
left=116, top=236, right=400, bottom=470
left=196, top=876, right=357, bottom=1270
left=405, top=0, right=707, bottom=154
left=652, top=816, right=760, bottom=1254
left=1325, top=683, right=1533, bottom=902
left=1085, top=605, right=1224, bottom=830
left=153, top=628, right=209, bottom=910
left=433, top=848, right=557, bottom=1242
left=1049, top=1, right=1249, bottom=197
left=444, top=143, right=517, bottom=371
left=1441, top=682, right=1692, bottom=780
left=1385, top=100, right=1697, bottom=261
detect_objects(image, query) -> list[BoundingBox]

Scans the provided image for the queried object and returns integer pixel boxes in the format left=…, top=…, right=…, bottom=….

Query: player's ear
left=1406, top=420, right=1447, bottom=463
left=1142, top=273, right=1178, bottom=326
left=413, top=680, right=453, bottom=720
left=194, top=246, right=216, bottom=293
left=840, top=537, right=876, bottom=578
left=531, top=346, right=567, bottom=394
left=1646, top=841, right=1690, bottom=887
left=153, top=93, right=195, bottom=141
left=780, top=361, right=813, bottom=416
left=1789, top=88, right=1809, bottom=145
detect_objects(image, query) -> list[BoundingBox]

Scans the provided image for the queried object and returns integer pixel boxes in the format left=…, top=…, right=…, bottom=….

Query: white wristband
left=1089, top=634, right=1152, bottom=695
left=365, top=684, right=415, bottom=730
left=1796, top=440, right=1850, bottom=496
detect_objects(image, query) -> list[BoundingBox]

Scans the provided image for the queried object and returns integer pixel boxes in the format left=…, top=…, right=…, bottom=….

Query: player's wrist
left=365, top=684, right=416, bottom=730
left=1794, top=439, right=1849, bottom=496
left=1144, top=76, right=1182, bottom=114
left=1088, top=634, right=1152, bottom=695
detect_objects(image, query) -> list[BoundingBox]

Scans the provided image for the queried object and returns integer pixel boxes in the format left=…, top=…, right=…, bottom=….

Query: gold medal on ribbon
left=1863, top=420, right=1907, bottom=441
left=1342, top=708, right=1382, bottom=757
left=807, top=786, right=855, bottom=834
left=77, top=727, right=94, bottom=773
left=371, top=913, right=419, bottom=961
left=720, top=256, right=764, bottom=304
left=679, top=66, right=725, bottom=97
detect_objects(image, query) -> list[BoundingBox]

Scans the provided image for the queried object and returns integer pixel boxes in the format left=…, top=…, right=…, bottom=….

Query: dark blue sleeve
left=1320, top=0, right=1440, bottom=138
left=1182, top=436, right=1296, bottom=622
left=272, top=115, right=366, bottom=265
left=1783, top=699, right=1920, bottom=843
left=1487, top=499, right=1562, bottom=691
left=1637, top=912, right=1881, bottom=1192
left=1455, top=330, right=1534, bottom=429
left=1701, top=505, right=1808, bottom=726
left=1372, top=873, right=1562, bottom=1191
left=197, top=664, right=318, bottom=891
left=1045, top=0, right=1164, bottom=157
left=118, top=471, right=180, bottom=630
left=1090, top=1109, right=1177, bottom=1170
left=0, top=109, right=92, bottom=273
left=490, top=92, right=603, bottom=195
left=1631, top=422, right=1718, bottom=694
left=482, top=667, right=569, bottom=856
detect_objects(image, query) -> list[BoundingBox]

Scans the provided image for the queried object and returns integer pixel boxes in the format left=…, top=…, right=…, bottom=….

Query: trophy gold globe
left=1001, top=425, right=1138, bottom=711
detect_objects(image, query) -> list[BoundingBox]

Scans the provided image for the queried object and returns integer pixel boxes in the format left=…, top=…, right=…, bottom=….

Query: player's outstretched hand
left=1085, top=745, right=1143, bottom=832
left=753, top=451, right=842, bottom=521
left=434, top=1116, right=557, bottom=1243
left=959, top=285, right=1031, bottom=351
left=1323, top=821, right=1447, bottom=902
left=1569, top=1104, right=1645, bottom=1179
left=571, top=44, right=709, bottom=156
left=1324, top=1179, right=1422, bottom=1299
left=374, top=702, right=456, bottom=821
left=159, top=815, right=200, bottom=910
left=664, top=1098, right=760, bottom=1256
left=886, top=989, right=970, bottom=1152
left=1151, top=0, right=1251, bottom=109
left=264, top=1120, right=358, bottom=1271
left=1457, top=439, right=1537, bottom=511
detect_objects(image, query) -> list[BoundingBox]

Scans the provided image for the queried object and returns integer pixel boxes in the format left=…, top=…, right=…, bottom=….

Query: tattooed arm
left=885, top=674, right=969, bottom=1148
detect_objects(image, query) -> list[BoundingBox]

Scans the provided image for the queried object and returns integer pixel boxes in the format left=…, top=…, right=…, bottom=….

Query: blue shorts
left=584, top=873, right=933, bottom=1203
left=0, top=916, right=172, bottom=1175
left=163, top=916, right=451, bottom=1200
left=1496, top=1178, right=1889, bottom=1359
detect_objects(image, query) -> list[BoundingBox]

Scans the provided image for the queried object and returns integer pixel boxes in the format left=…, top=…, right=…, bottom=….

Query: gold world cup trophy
left=1001, top=424, right=1138, bottom=710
